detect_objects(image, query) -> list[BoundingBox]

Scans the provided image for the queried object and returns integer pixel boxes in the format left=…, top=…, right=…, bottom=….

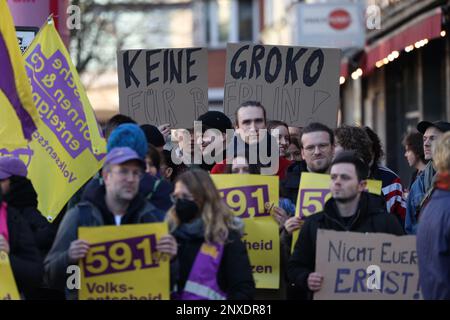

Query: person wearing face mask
left=167, top=169, right=255, bottom=300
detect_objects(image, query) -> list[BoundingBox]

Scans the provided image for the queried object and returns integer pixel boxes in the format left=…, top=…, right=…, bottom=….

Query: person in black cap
left=405, top=120, right=450, bottom=234
left=197, top=111, right=233, bottom=171
left=140, top=124, right=166, bottom=153
left=44, top=147, right=178, bottom=299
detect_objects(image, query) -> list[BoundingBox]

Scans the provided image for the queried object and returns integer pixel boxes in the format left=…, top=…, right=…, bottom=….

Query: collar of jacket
left=86, top=184, right=149, bottom=223
left=173, top=217, right=205, bottom=240
left=322, top=192, right=386, bottom=230
left=423, top=160, right=436, bottom=191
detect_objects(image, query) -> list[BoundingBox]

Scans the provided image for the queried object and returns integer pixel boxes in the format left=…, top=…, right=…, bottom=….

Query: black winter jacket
left=5, top=176, right=58, bottom=257
left=173, top=219, right=255, bottom=300
left=7, top=206, right=44, bottom=298
left=287, top=192, right=404, bottom=299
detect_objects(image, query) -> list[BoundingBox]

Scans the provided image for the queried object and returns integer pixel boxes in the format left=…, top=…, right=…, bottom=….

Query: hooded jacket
left=287, top=192, right=404, bottom=299
left=5, top=176, right=57, bottom=257
left=4, top=205, right=44, bottom=299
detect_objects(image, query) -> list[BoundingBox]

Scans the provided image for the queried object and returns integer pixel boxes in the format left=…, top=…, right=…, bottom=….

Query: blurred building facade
left=43, top=0, right=448, bottom=182
left=193, top=0, right=450, bottom=183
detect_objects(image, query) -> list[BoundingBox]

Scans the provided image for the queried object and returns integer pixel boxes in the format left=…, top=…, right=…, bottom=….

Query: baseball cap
left=417, top=120, right=450, bottom=135
left=104, top=147, right=146, bottom=170
left=140, top=124, right=165, bottom=148
left=0, top=157, right=28, bottom=180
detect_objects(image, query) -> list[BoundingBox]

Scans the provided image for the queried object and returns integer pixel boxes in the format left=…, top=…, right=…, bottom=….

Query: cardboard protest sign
left=211, top=174, right=280, bottom=289
left=224, top=43, right=341, bottom=128
left=292, top=172, right=382, bottom=252
left=79, top=223, right=170, bottom=300
left=314, top=229, right=422, bottom=300
left=21, top=19, right=106, bottom=222
left=0, top=251, right=20, bottom=300
left=117, top=48, right=208, bottom=128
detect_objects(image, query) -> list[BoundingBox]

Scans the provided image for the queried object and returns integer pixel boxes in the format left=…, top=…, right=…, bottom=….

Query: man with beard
left=287, top=151, right=404, bottom=299
left=45, top=147, right=177, bottom=299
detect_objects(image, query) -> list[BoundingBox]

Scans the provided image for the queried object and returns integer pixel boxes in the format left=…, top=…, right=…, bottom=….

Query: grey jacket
left=44, top=199, right=161, bottom=300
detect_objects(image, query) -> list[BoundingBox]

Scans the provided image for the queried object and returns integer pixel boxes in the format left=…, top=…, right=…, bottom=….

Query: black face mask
left=175, top=198, right=199, bottom=224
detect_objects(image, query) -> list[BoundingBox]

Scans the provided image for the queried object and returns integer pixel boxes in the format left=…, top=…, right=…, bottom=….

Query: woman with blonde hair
left=167, top=169, right=255, bottom=300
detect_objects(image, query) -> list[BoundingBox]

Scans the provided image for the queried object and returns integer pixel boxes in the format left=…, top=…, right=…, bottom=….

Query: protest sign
left=0, top=251, right=20, bottom=300
left=314, top=229, right=421, bottom=300
left=211, top=174, right=280, bottom=289
left=224, top=43, right=340, bottom=128
left=292, top=172, right=382, bottom=252
left=0, top=1, right=41, bottom=151
left=79, top=223, right=170, bottom=300
left=117, top=47, right=208, bottom=128
left=16, top=26, right=39, bottom=54
left=20, top=19, right=106, bottom=222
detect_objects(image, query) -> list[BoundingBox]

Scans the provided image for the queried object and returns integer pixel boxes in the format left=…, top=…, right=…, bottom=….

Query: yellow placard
left=0, top=251, right=20, bottom=300
left=211, top=174, right=280, bottom=289
left=291, top=172, right=382, bottom=252
left=78, top=223, right=170, bottom=300
left=17, top=19, right=107, bottom=222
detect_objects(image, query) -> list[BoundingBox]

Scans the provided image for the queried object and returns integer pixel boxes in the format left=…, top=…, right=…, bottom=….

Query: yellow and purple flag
left=19, top=18, right=106, bottom=222
left=0, top=0, right=41, bottom=150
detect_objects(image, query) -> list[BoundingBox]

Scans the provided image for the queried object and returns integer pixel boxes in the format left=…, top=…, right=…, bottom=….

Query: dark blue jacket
left=416, top=189, right=450, bottom=299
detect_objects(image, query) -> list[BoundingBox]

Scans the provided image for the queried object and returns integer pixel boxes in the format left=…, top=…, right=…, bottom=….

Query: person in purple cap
left=0, top=157, right=44, bottom=299
left=405, top=120, right=450, bottom=234
left=44, top=147, right=178, bottom=300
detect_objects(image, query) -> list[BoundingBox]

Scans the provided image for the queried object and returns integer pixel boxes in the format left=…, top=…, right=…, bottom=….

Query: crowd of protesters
left=1, top=100, right=450, bottom=300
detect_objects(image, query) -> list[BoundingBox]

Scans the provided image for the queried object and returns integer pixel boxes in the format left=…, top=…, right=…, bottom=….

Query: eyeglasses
left=111, top=168, right=143, bottom=180
left=170, top=193, right=195, bottom=203
left=303, top=143, right=331, bottom=154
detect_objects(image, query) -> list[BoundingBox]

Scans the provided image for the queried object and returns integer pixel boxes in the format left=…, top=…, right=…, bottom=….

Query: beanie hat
left=107, top=123, right=148, bottom=159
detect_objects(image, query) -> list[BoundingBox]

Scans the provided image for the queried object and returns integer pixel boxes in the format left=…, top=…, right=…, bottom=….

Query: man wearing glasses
left=44, top=147, right=177, bottom=299
left=281, top=122, right=335, bottom=299
left=282, top=122, right=335, bottom=204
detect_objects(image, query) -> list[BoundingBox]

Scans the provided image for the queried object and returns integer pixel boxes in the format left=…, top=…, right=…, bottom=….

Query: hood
left=4, top=176, right=38, bottom=208
left=83, top=180, right=148, bottom=225
left=323, top=191, right=386, bottom=228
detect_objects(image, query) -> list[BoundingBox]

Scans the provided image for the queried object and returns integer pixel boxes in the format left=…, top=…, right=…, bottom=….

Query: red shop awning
left=363, top=7, right=442, bottom=75
left=340, top=60, right=349, bottom=79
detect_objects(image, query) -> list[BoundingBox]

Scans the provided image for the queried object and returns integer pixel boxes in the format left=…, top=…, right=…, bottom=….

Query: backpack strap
left=77, top=202, right=93, bottom=227
left=146, top=179, right=162, bottom=201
